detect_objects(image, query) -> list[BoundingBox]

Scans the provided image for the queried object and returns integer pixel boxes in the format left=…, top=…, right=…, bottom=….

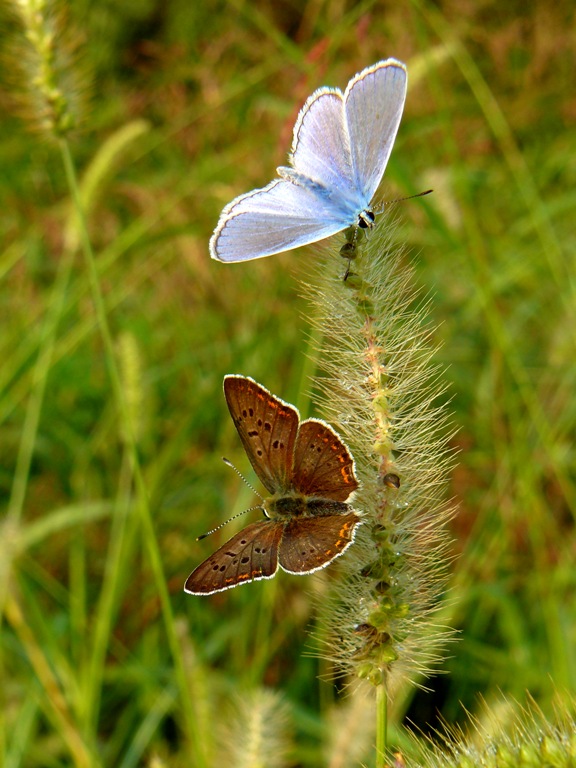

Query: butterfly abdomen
left=277, top=166, right=329, bottom=197
left=305, top=498, right=353, bottom=516
left=266, top=493, right=354, bottom=520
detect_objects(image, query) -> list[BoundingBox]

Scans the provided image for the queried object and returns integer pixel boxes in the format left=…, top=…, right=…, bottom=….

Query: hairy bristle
left=301, top=212, right=455, bottom=694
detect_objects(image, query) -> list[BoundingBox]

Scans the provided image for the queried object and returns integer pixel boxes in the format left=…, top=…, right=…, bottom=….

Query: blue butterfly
left=210, top=59, right=407, bottom=263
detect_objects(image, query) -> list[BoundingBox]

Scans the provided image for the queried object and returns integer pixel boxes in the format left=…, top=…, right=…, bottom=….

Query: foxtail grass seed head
left=217, top=689, right=291, bottom=768
left=4, top=0, right=90, bottom=139
left=303, top=213, right=454, bottom=694
left=117, top=331, right=145, bottom=446
left=418, top=699, right=576, bottom=768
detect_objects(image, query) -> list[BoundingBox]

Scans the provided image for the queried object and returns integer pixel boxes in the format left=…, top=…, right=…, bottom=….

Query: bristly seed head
left=4, top=0, right=91, bottom=140
left=302, top=212, right=455, bottom=695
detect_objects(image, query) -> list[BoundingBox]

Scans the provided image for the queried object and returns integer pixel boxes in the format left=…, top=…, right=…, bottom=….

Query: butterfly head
left=357, top=208, right=376, bottom=229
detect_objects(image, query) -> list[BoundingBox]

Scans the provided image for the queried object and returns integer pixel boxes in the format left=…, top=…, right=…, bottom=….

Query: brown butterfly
left=184, top=375, right=361, bottom=595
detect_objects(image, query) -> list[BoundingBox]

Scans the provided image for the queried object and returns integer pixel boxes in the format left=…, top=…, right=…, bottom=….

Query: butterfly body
left=185, top=376, right=361, bottom=595
left=264, top=492, right=350, bottom=519
left=210, top=59, right=407, bottom=262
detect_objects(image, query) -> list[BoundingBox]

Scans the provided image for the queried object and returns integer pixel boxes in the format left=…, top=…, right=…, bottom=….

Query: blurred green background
left=1, top=0, right=575, bottom=766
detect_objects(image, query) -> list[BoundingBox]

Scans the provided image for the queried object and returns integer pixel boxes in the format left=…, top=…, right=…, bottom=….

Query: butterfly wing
left=210, top=178, right=350, bottom=262
left=278, top=512, right=361, bottom=574
left=224, top=375, right=299, bottom=494
left=184, top=520, right=282, bottom=594
left=291, top=418, right=359, bottom=501
left=286, top=88, right=362, bottom=214
left=344, top=59, right=407, bottom=204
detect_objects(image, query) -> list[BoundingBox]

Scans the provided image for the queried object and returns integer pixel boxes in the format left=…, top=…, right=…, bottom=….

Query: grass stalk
left=376, top=683, right=388, bottom=767
left=58, top=138, right=207, bottom=766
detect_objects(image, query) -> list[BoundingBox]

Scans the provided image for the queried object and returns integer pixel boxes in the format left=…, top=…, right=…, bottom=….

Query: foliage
left=1, top=0, right=575, bottom=765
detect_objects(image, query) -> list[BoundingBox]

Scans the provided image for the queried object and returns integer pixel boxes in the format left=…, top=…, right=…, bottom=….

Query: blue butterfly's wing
left=286, top=88, right=362, bottom=213
left=210, top=179, right=348, bottom=262
left=344, top=59, right=407, bottom=203
left=284, top=59, right=407, bottom=213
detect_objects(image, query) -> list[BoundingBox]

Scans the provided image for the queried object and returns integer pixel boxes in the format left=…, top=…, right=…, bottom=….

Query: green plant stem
left=0, top=195, right=77, bottom=761
left=58, top=139, right=207, bottom=767
left=5, top=236, right=74, bottom=526
left=84, top=451, right=134, bottom=737
left=376, top=683, right=388, bottom=768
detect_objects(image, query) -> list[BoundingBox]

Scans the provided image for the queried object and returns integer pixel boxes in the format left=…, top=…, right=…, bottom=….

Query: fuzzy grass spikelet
left=217, top=689, right=292, bottom=768
left=4, top=0, right=89, bottom=139
left=303, top=214, right=454, bottom=694
left=118, top=331, right=145, bottom=446
left=419, top=700, right=576, bottom=768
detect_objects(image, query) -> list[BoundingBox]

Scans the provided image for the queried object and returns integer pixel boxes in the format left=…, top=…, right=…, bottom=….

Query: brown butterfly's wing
left=292, top=419, right=358, bottom=501
left=184, top=521, right=283, bottom=595
left=278, top=512, right=361, bottom=574
left=224, top=375, right=299, bottom=494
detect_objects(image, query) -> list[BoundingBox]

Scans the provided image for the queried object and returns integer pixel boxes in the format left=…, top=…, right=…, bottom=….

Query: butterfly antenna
left=196, top=505, right=263, bottom=541
left=222, top=456, right=263, bottom=500
left=196, top=457, right=265, bottom=541
left=379, top=188, right=433, bottom=211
